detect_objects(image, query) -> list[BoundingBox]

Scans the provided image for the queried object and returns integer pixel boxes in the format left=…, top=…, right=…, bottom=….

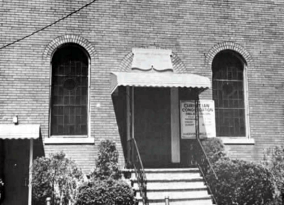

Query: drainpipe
left=28, top=139, right=33, bottom=205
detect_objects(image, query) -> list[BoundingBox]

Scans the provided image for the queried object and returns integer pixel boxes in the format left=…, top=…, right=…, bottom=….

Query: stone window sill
left=44, top=137, right=94, bottom=144
left=219, top=137, right=255, bottom=145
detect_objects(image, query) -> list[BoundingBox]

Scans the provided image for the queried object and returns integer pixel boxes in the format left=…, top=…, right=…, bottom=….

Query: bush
left=201, top=138, right=227, bottom=164
left=207, top=159, right=276, bottom=205
left=90, top=140, right=121, bottom=180
left=191, top=138, right=227, bottom=175
left=263, top=146, right=284, bottom=204
left=76, top=178, right=135, bottom=205
left=77, top=140, right=134, bottom=205
left=32, top=152, right=84, bottom=205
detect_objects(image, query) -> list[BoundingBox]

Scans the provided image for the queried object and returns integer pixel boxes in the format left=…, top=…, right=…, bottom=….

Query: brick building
left=1, top=0, right=284, bottom=204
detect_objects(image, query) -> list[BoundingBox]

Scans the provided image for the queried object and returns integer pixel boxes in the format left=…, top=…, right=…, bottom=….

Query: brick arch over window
left=43, top=35, right=96, bottom=62
left=206, top=42, right=253, bottom=67
left=118, top=51, right=187, bottom=73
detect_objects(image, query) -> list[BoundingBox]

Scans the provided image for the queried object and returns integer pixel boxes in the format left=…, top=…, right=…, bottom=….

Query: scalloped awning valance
left=0, top=124, right=40, bottom=139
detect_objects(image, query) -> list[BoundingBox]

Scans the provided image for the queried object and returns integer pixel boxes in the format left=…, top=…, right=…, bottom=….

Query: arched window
left=51, top=44, right=88, bottom=136
left=212, top=50, right=246, bottom=137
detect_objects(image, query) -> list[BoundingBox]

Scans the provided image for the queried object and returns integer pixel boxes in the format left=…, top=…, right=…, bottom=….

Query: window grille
left=212, top=51, right=246, bottom=137
left=51, top=45, right=88, bottom=135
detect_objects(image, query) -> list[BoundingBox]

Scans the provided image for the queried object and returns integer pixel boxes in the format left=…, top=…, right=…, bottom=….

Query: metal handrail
left=194, top=138, right=218, bottom=205
left=191, top=100, right=218, bottom=204
left=193, top=99, right=218, bottom=179
left=197, top=163, right=218, bottom=205
left=128, top=138, right=147, bottom=205
left=196, top=138, right=218, bottom=180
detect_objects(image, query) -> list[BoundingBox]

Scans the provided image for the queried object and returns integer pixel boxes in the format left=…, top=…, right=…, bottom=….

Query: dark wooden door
left=3, top=140, right=29, bottom=205
left=134, top=87, right=171, bottom=168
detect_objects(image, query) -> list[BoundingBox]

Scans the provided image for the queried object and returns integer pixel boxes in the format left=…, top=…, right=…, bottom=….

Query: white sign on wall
left=180, top=100, right=216, bottom=139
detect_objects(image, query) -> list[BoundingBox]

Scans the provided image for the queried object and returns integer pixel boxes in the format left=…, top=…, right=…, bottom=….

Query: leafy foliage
left=90, top=140, right=121, bottom=180
left=201, top=138, right=227, bottom=164
left=263, top=146, right=284, bottom=204
left=190, top=138, right=227, bottom=175
left=76, top=140, right=134, bottom=205
left=32, top=152, right=84, bottom=205
left=0, top=178, right=4, bottom=202
left=76, top=178, right=134, bottom=205
left=207, top=159, right=276, bottom=205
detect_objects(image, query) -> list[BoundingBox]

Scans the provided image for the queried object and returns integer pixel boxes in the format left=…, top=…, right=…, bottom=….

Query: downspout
left=28, top=139, right=33, bottom=205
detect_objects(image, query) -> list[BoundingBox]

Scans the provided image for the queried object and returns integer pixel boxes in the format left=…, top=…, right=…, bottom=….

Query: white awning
left=0, top=124, right=40, bottom=140
left=110, top=72, right=211, bottom=94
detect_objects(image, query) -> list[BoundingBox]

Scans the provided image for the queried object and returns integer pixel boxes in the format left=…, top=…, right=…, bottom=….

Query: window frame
left=48, top=43, right=91, bottom=139
left=212, top=50, right=252, bottom=144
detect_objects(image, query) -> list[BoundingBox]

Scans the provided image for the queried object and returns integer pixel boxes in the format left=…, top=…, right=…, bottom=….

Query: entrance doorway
left=134, top=88, right=171, bottom=168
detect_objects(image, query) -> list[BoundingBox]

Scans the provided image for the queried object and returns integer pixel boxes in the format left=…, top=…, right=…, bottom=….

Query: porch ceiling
left=0, top=124, right=40, bottom=139
left=110, top=72, right=211, bottom=94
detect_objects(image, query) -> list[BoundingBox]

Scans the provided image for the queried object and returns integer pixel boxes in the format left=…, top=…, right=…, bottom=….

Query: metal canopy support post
left=131, top=87, right=135, bottom=165
left=132, top=87, right=134, bottom=140
left=28, top=139, right=33, bottom=205
left=126, top=87, right=131, bottom=141
left=126, top=87, right=131, bottom=165
left=195, top=100, right=200, bottom=140
left=170, top=88, right=180, bottom=163
left=126, top=86, right=135, bottom=167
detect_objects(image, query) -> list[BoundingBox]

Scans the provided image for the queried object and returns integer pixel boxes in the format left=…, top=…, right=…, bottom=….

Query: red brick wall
left=1, top=0, right=284, bottom=170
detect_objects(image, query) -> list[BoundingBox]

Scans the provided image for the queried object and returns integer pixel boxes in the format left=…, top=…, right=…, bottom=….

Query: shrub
left=201, top=138, right=227, bottom=164
left=207, top=159, right=276, bottom=205
left=77, top=140, right=134, bottom=205
left=191, top=138, right=227, bottom=175
left=263, top=146, right=284, bottom=204
left=32, top=152, right=84, bottom=205
left=90, top=140, right=121, bottom=180
left=76, top=178, right=135, bottom=205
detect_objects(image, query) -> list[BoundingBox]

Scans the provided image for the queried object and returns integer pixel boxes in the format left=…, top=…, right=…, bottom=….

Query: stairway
left=123, top=168, right=214, bottom=205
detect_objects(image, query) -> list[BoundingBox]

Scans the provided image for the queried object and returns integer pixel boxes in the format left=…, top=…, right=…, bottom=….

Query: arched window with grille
left=50, top=44, right=89, bottom=136
left=212, top=50, right=247, bottom=137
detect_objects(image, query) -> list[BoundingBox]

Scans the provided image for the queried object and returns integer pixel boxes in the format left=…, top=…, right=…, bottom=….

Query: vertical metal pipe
left=126, top=87, right=131, bottom=166
left=195, top=100, right=199, bottom=139
left=132, top=86, right=134, bottom=140
left=28, top=139, right=33, bottom=205
left=131, top=87, right=135, bottom=164
left=126, top=87, right=131, bottom=141
left=165, top=196, right=169, bottom=205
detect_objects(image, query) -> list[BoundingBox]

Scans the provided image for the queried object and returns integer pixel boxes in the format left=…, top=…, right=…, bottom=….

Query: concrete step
left=137, top=189, right=209, bottom=199
left=125, top=168, right=202, bottom=182
left=123, top=168, right=200, bottom=178
left=143, top=168, right=200, bottom=173
left=133, top=181, right=206, bottom=190
left=143, top=172, right=201, bottom=180
left=122, top=168, right=199, bottom=172
left=137, top=196, right=214, bottom=205
left=132, top=177, right=204, bottom=183
left=123, top=168, right=214, bottom=205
